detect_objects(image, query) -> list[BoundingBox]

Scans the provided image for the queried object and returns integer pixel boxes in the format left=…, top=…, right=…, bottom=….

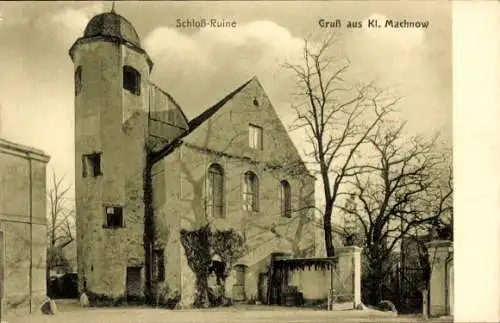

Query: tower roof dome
left=83, top=12, right=141, bottom=48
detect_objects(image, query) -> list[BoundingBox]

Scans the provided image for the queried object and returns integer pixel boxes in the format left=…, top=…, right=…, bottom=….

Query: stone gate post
left=425, top=240, right=453, bottom=317
left=336, top=246, right=362, bottom=309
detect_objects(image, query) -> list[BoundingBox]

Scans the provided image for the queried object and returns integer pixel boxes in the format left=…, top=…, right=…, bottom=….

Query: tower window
left=82, top=153, right=102, bottom=177
left=75, top=66, right=82, bottom=96
left=280, top=180, right=292, bottom=218
left=123, top=66, right=141, bottom=95
left=249, top=124, right=263, bottom=150
left=104, top=206, right=124, bottom=228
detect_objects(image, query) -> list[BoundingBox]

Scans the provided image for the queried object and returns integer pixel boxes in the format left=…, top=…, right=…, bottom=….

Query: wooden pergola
left=269, top=257, right=339, bottom=310
left=273, top=257, right=338, bottom=272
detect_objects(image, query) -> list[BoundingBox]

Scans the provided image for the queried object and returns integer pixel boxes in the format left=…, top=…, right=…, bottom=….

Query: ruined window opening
left=123, top=65, right=141, bottom=95
left=280, top=180, right=292, bottom=218
left=75, top=66, right=82, bottom=96
left=243, top=171, right=259, bottom=212
left=105, top=206, right=124, bottom=229
left=206, top=164, right=224, bottom=218
left=154, top=249, right=165, bottom=282
left=249, top=124, right=263, bottom=150
left=82, top=153, right=102, bottom=177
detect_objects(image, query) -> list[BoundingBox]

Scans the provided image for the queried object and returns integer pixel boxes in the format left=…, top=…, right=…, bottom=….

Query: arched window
left=243, top=171, right=259, bottom=212
left=206, top=164, right=224, bottom=218
left=75, top=66, right=82, bottom=96
left=280, top=180, right=292, bottom=217
left=123, top=65, right=141, bottom=95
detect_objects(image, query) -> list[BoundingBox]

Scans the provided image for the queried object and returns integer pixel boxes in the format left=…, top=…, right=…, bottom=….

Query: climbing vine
left=143, top=160, right=156, bottom=304
left=180, top=225, right=212, bottom=307
left=209, top=228, right=246, bottom=279
left=180, top=226, right=246, bottom=307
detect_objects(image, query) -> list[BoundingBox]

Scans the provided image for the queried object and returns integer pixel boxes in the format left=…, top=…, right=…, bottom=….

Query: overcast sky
left=0, top=1, right=451, bottom=195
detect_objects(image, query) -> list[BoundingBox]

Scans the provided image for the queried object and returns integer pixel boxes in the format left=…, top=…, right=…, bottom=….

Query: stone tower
left=69, top=11, right=153, bottom=298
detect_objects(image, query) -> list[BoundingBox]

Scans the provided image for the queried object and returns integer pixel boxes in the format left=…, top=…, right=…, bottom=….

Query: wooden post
left=328, top=262, right=334, bottom=311
left=267, top=256, right=275, bottom=305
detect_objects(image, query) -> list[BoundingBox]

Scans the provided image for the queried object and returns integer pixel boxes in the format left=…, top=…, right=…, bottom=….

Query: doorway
left=126, top=266, right=142, bottom=302
left=232, top=264, right=247, bottom=302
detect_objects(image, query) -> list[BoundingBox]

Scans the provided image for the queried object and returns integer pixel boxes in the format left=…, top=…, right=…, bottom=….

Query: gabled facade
left=153, top=77, right=316, bottom=305
left=71, top=10, right=315, bottom=306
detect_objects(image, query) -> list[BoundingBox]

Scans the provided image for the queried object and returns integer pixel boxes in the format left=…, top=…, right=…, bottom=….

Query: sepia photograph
left=0, top=1, right=462, bottom=322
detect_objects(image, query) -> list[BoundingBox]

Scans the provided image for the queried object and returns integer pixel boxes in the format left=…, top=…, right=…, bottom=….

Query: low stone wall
left=179, top=246, right=362, bottom=309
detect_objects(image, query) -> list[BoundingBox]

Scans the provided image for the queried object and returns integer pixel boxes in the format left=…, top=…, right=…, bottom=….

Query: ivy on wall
left=180, top=225, right=212, bottom=308
left=180, top=225, right=246, bottom=308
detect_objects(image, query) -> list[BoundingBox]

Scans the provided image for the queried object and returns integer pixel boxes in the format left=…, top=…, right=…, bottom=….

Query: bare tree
left=338, top=121, right=453, bottom=304
left=284, top=34, right=399, bottom=256
left=47, top=171, right=75, bottom=271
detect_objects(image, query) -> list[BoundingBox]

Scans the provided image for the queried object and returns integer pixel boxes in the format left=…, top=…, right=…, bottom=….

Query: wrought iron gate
left=397, top=266, right=428, bottom=313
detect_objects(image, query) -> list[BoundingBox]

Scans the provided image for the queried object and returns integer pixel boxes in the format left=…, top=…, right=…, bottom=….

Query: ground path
left=4, top=301, right=453, bottom=323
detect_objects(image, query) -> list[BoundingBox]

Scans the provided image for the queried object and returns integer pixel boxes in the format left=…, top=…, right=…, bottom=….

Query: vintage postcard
left=0, top=1, right=495, bottom=322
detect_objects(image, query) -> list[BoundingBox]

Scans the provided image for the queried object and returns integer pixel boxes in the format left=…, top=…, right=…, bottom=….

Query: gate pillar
left=425, top=240, right=453, bottom=317
left=336, top=246, right=362, bottom=309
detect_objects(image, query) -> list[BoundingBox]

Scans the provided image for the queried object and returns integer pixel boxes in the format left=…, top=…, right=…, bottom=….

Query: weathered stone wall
left=0, top=138, right=50, bottom=317
left=157, top=78, right=316, bottom=306
left=73, top=39, right=149, bottom=298
left=152, top=154, right=183, bottom=301
left=72, top=32, right=316, bottom=307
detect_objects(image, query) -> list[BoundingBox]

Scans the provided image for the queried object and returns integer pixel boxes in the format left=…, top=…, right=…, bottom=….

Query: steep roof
left=148, top=81, right=190, bottom=129
left=187, top=77, right=254, bottom=134
left=149, top=77, right=254, bottom=163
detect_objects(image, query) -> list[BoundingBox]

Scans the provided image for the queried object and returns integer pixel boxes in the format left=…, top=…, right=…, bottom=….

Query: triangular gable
left=181, top=76, right=313, bottom=179
left=187, top=77, right=254, bottom=134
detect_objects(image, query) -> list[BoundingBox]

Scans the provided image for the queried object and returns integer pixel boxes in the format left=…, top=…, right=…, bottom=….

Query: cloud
left=0, top=5, right=450, bottom=191
left=143, top=21, right=306, bottom=116
left=144, top=20, right=304, bottom=74
left=145, top=27, right=213, bottom=74
left=48, top=3, right=105, bottom=44
left=0, top=4, right=108, bottom=184
left=143, top=17, right=449, bottom=147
